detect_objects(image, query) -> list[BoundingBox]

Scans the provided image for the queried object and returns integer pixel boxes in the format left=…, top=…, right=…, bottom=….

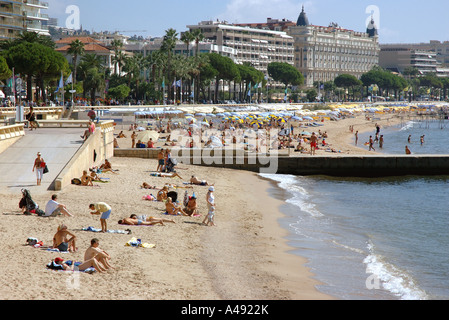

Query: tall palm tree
left=110, top=39, right=124, bottom=75
left=192, top=29, right=204, bottom=56
left=67, top=39, right=85, bottom=85
left=161, top=28, right=178, bottom=102
left=180, top=31, right=194, bottom=57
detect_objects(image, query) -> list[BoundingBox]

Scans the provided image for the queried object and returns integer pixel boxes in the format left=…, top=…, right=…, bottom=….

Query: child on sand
left=202, top=186, right=216, bottom=226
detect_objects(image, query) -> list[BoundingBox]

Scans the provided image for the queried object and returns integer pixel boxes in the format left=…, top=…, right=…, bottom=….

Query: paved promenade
left=0, top=127, right=85, bottom=195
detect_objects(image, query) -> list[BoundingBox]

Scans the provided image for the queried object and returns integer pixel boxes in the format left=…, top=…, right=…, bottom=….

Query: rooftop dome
left=297, top=5, right=310, bottom=26
left=366, top=17, right=378, bottom=37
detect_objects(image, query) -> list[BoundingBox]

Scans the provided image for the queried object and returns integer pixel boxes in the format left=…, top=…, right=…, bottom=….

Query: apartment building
left=0, top=0, right=49, bottom=40
left=379, top=47, right=437, bottom=75
left=186, top=20, right=294, bottom=76
left=288, top=6, right=380, bottom=87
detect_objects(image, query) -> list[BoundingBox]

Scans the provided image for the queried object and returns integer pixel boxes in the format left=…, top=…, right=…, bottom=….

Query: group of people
left=50, top=225, right=113, bottom=273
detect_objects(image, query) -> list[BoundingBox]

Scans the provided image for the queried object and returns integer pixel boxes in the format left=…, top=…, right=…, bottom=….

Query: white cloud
left=216, top=0, right=316, bottom=24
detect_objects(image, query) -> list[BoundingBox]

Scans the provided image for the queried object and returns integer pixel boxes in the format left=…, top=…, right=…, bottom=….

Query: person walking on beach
left=157, top=148, right=165, bottom=172
left=131, top=131, right=137, bottom=148
left=202, top=186, right=216, bottom=226
left=355, top=131, right=359, bottom=145
left=369, top=136, right=375, bottom=152
left=32, top=152, right=45, bottom=186
left=89, top=202, right=112, bottom=233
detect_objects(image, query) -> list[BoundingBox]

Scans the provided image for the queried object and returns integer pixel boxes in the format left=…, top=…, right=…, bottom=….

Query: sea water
left=260, top=119, right=449, bottom=300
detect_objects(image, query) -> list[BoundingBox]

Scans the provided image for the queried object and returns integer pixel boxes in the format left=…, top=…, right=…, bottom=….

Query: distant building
left=288, top=6, right=380, bottom=87
left=186, top=20, right=295, bottom=76
left=54, top=36, right=115, bottom=72
left=0, top=0, right=49, bottom=40
left=379, top=47, right=437, bottom=75
left=234, top=18, right=296, bottom=32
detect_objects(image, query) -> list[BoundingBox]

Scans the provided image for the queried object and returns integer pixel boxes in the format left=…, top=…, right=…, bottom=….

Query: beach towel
left=82, top=226, right=131, bottom=234
left=125, top=237, right=155, bottom=248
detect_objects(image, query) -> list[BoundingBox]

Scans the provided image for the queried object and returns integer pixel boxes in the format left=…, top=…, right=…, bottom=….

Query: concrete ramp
left=0, top=127, right=85, bottom=195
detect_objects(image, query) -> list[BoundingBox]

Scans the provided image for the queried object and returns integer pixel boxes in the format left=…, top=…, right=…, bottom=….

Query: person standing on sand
left=355, top=131, right=358, bottom=145
left=89, top=202, right=112, bottom=232
left=379, top=135, right=384, bottom=149
left=202, top=186, right=216, bottom=226
left=131, top=131, right=137, bottom=148
left=310, top=132, right=318, bottom=155
left=157, top=148, right=165, bottom=172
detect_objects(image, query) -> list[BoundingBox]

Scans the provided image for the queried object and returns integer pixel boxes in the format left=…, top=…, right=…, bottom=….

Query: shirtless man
left=165, top=197, right=188, bottom=216
left=190, top=175, right=212, bottom=186
left=157, top=186, right=169, bottom=201
left=84, top=238, right=114, bottom=271
left=310, top=132, right=318, bottom=155
left=52, top=224, right=77, bottom=252
left=118, top=214, right=176, bottom=226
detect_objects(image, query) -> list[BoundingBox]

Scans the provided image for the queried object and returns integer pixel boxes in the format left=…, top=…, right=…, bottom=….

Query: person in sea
left=405, top=145, right=412, bottom=155
left=52, top=224, right=77, bottom=252
left=118, top=214, right=176, bottom=226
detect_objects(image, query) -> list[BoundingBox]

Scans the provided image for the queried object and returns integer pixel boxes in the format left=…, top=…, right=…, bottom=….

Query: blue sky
left=46, top=0, right=448, bottom=44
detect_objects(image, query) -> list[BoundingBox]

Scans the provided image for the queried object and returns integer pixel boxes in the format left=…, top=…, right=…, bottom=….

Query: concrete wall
left=53, top=121, right=115, bottom=190
left=114, top=148, right=449, bottom=177
left=0, top=124, right=25, bottom=154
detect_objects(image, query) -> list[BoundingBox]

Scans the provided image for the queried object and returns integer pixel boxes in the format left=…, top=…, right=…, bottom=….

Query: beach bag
left=43, top=165, right=49, bottom=174
left=40, top=161, right=46, bottom=168
left=71, top=178, right=81, bottom=185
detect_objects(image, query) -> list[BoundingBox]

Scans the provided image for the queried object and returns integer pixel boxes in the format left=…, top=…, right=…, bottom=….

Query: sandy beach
left=0, top=111, right=408, bottom=301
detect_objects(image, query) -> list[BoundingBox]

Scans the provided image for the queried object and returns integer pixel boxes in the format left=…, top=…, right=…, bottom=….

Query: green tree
left=267, top=62, right=304, bottom=90
left=67, top=39, right=85, bottom=86
left=334, top=74, right=362, bottom=101
left=107, top=84, right=131, bottom=102
left=207, top=53, right=239, bottom=102
left=180, top=31, right=194, bottom=57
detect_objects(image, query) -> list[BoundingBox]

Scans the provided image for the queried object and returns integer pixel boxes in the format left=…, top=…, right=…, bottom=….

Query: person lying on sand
left=189, top=175, right=213, bottom=186
left=142, top=182, right=157, bottom=189
left=118, top=214, right=176, bottom=226
left=150, top=172, right=183, bottom=179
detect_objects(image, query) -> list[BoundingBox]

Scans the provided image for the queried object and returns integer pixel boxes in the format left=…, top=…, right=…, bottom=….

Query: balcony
left=23, top=0, right=49, bottom=9
left=24, top=11, right=48, bottom=20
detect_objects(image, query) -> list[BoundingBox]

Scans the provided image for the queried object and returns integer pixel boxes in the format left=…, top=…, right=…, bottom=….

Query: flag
left=172, top=79, right=177, bottom=87
left=176, top=80, right=182, bottom=88
left=190, top=79, right=195, bottom=98
left=65, top=73, right=73, bottom=85
left=258, top=82, right=262, bottom=88
left=161, top=80, right=165, bottom=88
left=55, top=75, right=63, bottom=93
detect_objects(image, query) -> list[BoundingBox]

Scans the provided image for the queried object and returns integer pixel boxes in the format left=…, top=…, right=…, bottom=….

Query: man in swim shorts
left=89, top=202, right=112, bottom=232
left=118, top=214, right=176, bottom=226
left=52, top=224, right=77, bottom=252
left=310, top=132, right=318, bottom=155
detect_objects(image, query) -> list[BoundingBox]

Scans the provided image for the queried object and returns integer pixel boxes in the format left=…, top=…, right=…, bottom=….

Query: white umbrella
left=136, top=130, right=159, bottom=143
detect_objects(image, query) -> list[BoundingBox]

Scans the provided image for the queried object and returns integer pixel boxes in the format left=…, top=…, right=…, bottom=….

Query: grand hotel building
left=288, top=7, right=380, bottom=87
left=0, top=0, right=49, bottom=40
left=186, top=20, right=295, bottom=77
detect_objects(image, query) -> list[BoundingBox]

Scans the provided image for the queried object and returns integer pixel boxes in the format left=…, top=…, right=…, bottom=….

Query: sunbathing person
left=90, top=170, right=108, bottom=183
left=84, top=238, right=114, bottom=271
left=80, top=170, right=93, bottom=186
left=190, top=175, right=213, bottom=186
left=184, top=195, right=198, bottom=216
left=49, top=257, right=105, bottom=273
left=165, top=197, right=188, bottom=216
left=118, top=214, right=176, bottom=226
left=99, top=159, right=118, bottom=174
left=150, top=172, right=183, bottom=179
left=141, top=182, right=157, bottom=189
left=52, top=224, right=77, bottom=252
left=157, top=186, right=169, bottom=201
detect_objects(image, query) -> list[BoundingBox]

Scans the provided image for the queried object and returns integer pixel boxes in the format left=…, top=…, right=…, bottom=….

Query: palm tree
left=161, top=28, right=178, bottom=102
left=110, top=39, right=124, bottom=75
left=112, top=50, right=126, bottom=75
left=180, top=31, right=194, bottom=57
left=67, top=39, right=85, bottom=85
left=192, top=29, right=204, bottom=56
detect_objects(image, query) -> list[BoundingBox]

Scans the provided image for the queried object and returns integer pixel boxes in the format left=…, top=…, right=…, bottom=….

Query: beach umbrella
left=195, top=113, right=206, bottom=117
left=303, top=116, right=314, bottom=121
left=184, top=113, right=194, bottom=117
left=291, top=116, right=303, bottom=121
left=136, top=130, right=159, bottom=143
left=200, top=121, right=210, bottom=127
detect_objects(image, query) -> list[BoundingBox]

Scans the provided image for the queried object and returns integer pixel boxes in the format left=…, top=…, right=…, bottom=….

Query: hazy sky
left=46, top=0, right=449, bottom=44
